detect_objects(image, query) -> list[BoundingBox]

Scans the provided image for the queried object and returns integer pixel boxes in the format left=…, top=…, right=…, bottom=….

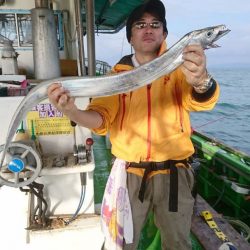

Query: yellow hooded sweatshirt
left=87, top=43, right=220, bottom=176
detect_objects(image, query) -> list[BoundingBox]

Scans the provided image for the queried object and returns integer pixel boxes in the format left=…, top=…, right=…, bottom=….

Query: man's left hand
left=181, top=44, right=208, bottom=86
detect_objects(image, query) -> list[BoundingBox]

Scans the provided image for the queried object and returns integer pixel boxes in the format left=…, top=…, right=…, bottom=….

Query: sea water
left=191, top=66, right=250, bottom=155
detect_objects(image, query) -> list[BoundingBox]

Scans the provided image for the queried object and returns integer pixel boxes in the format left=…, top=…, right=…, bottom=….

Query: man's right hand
left=47, top=83, right=103, bottom=129
left=47, top=83, right=77, bottom=117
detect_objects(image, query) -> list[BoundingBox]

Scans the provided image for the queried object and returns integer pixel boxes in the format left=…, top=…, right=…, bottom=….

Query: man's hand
left=181, top=44, right=208, bottom=87
left=47, top=83, right=103, bottom=129
left=47, top=83, right=77, bottom=117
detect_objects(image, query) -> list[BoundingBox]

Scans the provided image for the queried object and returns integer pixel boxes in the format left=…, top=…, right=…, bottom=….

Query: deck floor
left=191, top=195, right=250, bottom=250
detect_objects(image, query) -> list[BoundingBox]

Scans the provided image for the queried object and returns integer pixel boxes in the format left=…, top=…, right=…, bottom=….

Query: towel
left=101, top=158, right=133, bottom=249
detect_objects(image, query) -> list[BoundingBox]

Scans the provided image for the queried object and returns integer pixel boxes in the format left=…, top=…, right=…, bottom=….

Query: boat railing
left=84, top=59, right=112, bottom=76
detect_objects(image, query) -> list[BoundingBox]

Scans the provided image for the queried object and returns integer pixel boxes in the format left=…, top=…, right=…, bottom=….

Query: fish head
left=188, top=25, right=230, bottom=49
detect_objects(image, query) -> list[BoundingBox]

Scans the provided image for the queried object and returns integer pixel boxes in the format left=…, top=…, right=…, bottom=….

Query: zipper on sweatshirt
left=120, top=93, right=127, bottom=130
left=174, top=84, right=184, bottom=132
left=146, top=84, right=152, bottom=161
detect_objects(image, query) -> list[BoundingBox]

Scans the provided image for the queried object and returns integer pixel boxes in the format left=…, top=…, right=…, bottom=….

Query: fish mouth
left=218, top=28, right=231, bottom=38
left=210, top=26, right=231, bottom=48
left=215, top=26, right=231, bottom=42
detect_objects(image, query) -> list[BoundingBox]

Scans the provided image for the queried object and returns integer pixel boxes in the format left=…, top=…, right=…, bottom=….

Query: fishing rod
left=193, top=106, right=249, bottom=130
left=193, top=114, right=230, bottom=129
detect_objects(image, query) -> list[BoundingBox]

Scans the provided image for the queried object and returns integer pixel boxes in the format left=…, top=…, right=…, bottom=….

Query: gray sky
left=94, top=0, right=250, bottom=68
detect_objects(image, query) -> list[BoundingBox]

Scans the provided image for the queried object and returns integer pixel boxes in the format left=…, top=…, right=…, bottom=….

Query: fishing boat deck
left=192, top=195, right=250, bottom=250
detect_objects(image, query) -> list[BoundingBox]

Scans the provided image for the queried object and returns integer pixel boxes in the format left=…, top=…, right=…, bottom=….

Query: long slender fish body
left=0, top=25, right=230, bottom=167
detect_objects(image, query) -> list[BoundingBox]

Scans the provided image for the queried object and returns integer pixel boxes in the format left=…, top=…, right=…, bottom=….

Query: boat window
left=0, top=13, right=18, bottom=46
left=0, top=10, right=64, bottom=50
left=17, top=14, right=32, bottom=47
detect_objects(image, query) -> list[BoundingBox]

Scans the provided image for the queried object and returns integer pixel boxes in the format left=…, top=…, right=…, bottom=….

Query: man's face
left=130, top=12, right=167, bottom=55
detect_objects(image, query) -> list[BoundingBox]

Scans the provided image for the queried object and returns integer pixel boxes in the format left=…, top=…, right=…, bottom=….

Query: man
left=48, top=1, right=219, bottom=249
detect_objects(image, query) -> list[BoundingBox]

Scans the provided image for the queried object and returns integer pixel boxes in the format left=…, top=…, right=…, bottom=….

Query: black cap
left=126, top=0, right=168, bottom=42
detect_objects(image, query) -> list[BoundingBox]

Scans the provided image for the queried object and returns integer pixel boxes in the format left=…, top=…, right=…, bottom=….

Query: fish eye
left=206, top=31, right=213, bottom=37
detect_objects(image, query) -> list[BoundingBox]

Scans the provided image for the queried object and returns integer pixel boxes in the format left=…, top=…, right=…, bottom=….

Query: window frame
left=0, top=9, right=64, bottom=50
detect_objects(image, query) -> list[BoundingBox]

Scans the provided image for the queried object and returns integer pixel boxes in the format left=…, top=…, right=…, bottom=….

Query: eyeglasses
left=132, top=21, right=162, bottom=30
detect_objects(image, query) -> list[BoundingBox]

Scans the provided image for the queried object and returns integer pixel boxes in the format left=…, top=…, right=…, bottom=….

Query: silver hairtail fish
left=0, top=25, right=230, bottom=167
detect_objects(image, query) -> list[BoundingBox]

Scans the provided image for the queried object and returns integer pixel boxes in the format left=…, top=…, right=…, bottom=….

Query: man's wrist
left=193, top=73, right=215, bottom=94
left=63, top=106, right=78, bottom=120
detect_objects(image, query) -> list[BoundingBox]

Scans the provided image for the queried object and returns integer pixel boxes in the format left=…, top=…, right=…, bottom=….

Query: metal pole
left=74, top=0, right=86, bottom=76
left=85, top=0, right=96, bottom=76
left=31, top=4, right=60, bottom=79
left=35, top=0, right=49, bottom=8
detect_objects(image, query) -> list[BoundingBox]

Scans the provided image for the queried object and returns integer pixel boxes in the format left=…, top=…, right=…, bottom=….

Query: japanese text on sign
left=27, top=103, right=73, bottom=136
